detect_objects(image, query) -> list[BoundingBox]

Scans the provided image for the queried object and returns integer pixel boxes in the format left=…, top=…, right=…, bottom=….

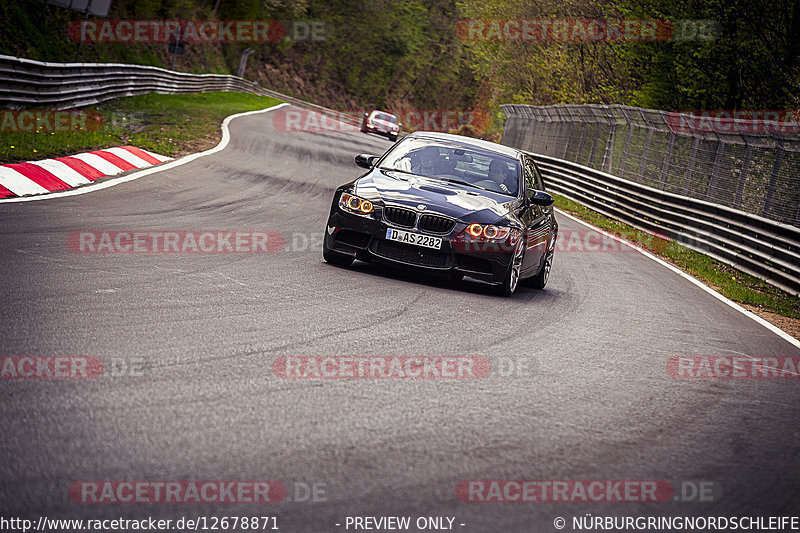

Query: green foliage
left=623, top=0, right=800, bottom=110
left=462, top=0, right=800, bottom=111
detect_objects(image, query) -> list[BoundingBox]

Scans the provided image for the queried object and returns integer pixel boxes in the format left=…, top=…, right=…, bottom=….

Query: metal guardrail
left=0, top=54, right=361, bottom=126
left=502, top=104, right=800, bottom=295
left=502, top=104, right=800, bottom=228
left=525, top=152, right=800, bottom=296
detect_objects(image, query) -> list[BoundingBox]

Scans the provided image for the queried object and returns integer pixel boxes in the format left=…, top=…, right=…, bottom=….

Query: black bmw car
left=323, top=132, right=558, bottom=295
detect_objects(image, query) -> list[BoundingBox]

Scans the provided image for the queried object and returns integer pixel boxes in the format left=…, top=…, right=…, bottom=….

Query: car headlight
left=340, top=193, right=374, bottom=215
left=466, top=223, right=518, bottom=242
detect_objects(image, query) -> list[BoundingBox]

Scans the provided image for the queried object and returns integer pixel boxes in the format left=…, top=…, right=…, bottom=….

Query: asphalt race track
left=1, top=105, right=799, bottom=532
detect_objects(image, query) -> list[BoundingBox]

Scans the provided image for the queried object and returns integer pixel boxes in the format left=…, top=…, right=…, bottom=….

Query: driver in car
left=413, top=147, right=440, bottom=177
left=488, top=159, right=511, bottom=194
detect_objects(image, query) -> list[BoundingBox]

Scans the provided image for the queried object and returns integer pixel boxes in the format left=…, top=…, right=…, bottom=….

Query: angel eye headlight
left=340, top=193, right=374, bottom=215
left=465, top=223, right=513, bottom=241
left=466, top=223, right=484, bottom=238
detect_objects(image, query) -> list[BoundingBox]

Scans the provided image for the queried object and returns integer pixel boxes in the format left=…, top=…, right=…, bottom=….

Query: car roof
left=406, top=131, right=522, bottom=158
left=371, top=110, right=397, bottom=118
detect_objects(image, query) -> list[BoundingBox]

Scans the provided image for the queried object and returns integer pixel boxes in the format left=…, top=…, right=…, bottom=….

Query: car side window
left=523, top=158, right=536, bottom=196
left=532, top=161, right=545, bottom=191
left=524, top=157, right=544, bottom=193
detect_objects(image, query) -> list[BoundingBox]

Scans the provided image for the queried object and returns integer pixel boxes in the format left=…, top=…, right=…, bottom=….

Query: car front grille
left=383, top=206, right=417, bottom=227
left=418, top=214, right=455, bottom=234
left=370, top=239, right=452, bottom=269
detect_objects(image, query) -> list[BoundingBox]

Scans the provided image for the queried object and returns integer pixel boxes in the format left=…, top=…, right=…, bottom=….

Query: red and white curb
left=0, top=103, right=288, bottom=203
left=0, top=146, right=171, bottom=199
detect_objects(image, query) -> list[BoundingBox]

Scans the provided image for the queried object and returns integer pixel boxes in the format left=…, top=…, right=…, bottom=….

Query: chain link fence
left=501, top=104, right=800, bottom=228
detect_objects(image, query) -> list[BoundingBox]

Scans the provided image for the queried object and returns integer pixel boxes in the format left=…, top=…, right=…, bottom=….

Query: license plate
left=385, top=228, right=443, bottom=250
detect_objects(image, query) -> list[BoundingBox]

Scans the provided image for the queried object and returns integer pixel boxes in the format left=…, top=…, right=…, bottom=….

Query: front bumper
left=325, top=208, right=513, bottom=284
left=363, top=124, right=399, bottom=137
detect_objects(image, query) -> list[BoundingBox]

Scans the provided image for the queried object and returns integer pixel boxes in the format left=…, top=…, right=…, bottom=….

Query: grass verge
left=0, top=91, right=282, bottom=163
left=553, top=194, right=800, bottom=337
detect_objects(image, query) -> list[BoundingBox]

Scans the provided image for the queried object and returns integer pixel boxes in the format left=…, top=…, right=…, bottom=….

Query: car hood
left=353, top=169, right=517, bottom=224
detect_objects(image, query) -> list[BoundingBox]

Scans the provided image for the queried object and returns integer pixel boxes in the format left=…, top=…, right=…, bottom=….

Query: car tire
left=323, top=240, right=355, bottom=267
left=525, top=233, right=556, bottom=289
left=389, top=133, right=398, bottom=142
left=497, top=240, right=524, bottom=296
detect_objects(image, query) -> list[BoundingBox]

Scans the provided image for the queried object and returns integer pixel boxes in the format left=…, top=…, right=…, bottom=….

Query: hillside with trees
left=2, top=0, right=798, bottom=130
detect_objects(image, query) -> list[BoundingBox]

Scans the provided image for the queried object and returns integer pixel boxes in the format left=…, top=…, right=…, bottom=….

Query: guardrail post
left=659, top=132, right=675, bottom=190
left=561, top=110, right=572, bottom=160
left=706, top=138, right=726, bottom=201
left=733, top=141, right=753, bottom=209
left=603, top=120, right=616, bottom=173
left=796, top=199, right=800, bottom=228
left=576, top=124, right=588, bottom=165
left=682, top=136, right=700, bottom=195
left=586, top=106, right=604, bottom=169
left=762, top=140, right=785, bottom=218
left=237, top=47, right=255, bottom=78
left=637, top=128, right=654, bottom=184
left=619, top=122, right=635, bottom=178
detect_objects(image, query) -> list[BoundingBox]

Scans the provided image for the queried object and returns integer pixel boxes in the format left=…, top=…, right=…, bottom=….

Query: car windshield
left=379, top=138, right=520, bottom=196
left=372, top=112, right=397, bottom=123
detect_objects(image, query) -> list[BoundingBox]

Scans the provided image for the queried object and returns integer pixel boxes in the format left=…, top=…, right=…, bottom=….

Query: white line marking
left=70, top=152, right=126, bottom=176
left=0, top=103, right=289, bottom=203
left=29, top=159, right=92, bottom=186
left=103, top=147, right=153, bottom=168
left=0, top=166, right=50, bottom=195
left=555, top=208, right=800, bottom=349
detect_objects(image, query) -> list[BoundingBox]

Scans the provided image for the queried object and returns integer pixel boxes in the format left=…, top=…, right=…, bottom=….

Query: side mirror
left=528, top=190, right=554, bottom=206
left=355, top=154, right=379, bottom=169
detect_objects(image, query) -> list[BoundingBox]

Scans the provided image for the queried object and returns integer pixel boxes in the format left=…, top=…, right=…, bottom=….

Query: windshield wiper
left=378, top=170, right=492, bottom=193
left=437, top=177, right=490, bottom=191
left=378, top=167, right=416, bottom=179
